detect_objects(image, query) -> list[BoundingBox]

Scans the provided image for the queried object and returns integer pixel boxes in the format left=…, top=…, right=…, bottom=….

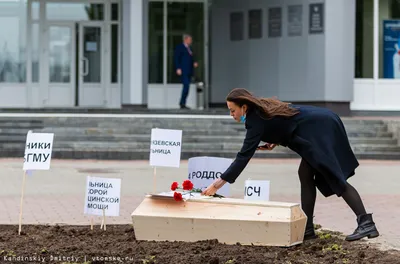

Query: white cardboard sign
left=244, top=180, right=270, bottom=201
left=23, top=132, right=54, bottom=171
left=149, top=128, right=182, bottom=168
left=187, top=156, right=231, bottom=197
left=84, top=176, right=121, bottom=217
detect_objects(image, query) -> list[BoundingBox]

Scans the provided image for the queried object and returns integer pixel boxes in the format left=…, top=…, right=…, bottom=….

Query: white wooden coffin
left=131, top=194, right=307, bottom=247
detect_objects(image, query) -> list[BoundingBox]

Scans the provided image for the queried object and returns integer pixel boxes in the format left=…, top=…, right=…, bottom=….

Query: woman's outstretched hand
left=257, top=143, right=277, bottom=151
left=202, top=178, right=227, bottom=196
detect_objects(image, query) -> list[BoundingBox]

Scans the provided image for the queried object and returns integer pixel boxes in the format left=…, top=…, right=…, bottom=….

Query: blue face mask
left=240, top=107, right=246, bottom=123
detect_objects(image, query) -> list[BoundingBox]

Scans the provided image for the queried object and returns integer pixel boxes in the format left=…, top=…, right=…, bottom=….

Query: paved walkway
left=1, top=158, right=399, bottom=250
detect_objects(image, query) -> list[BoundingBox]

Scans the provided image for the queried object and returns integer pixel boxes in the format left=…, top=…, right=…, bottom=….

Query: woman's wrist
left=213, top=178, right=226, bottom=189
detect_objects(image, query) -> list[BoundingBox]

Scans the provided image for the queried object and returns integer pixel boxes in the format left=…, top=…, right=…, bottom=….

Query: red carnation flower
left=171, top=181, right=179, bottom=191
left=182, top=180, right=194, bottom=191
left=173, top=192, right=183, bottom=201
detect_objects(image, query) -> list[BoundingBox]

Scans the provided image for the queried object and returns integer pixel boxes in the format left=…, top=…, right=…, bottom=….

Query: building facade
left=0, top=0, right=397, bottom=113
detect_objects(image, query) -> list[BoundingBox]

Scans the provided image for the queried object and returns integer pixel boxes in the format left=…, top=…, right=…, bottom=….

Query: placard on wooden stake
left=20, top=131, right=54, bottom=235
left=149, top=128, right=182, bottom=193
left=84, top=176, right=121, bottom=230
left=131, top=195, right=307, bottom=247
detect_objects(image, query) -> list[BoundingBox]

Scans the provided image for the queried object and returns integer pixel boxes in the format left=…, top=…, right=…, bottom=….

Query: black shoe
left=180, top=105, right=190, bottom=109
left=345, top=213, right=380, bottom=241
left=304, top=228, right=317, bottom=240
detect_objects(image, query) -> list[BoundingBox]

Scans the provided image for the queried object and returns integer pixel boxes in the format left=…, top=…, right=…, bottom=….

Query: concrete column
left=122, top=0, right=147, bottom=106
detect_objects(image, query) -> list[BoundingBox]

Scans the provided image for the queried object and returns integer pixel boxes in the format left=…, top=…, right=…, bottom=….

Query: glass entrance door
left=78, top=23, right=106, bottom=106
left=33, top=0, right=120, bottom=108
left=147, top=0, right=208, bottom=109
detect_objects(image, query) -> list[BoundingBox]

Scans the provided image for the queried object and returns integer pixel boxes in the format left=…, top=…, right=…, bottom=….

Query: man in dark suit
left=174, top=34, right=198, bottom=109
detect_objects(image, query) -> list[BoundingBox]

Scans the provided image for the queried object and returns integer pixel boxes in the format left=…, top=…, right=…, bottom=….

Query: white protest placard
left=23, top=132, right=54, bottom=171
left=149, top=128, right=182, bottom=168
left=244, top=179, right=270, bottom=201
left=84, top=176, right=121, bottom=217
left=188, top=156, right=231, bottom=197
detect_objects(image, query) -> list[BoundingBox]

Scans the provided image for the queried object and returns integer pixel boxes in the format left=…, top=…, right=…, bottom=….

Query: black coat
left=220, top=104, right=359, bottom=197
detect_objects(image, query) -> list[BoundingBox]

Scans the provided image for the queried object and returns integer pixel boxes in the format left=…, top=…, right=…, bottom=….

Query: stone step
left=0, top=128, right=35, bottom=135
left=0, top=142, right=290, bottom=153
left=0, top=118, right=388, bottom=129
left=39, top=119, right=387, bottom=130
left=346, top=131, right=392, bottom=138
left=3, top=141, right=399, bottom=153
left=83, top=123, right=390, bottom=133
left=0, top=122, right=43, bottom=128
left=24, top=126, right=391, bottom=137
left=0, top=124, right=391, bottom=136
left=351, top=144, right=400, bottom=152
left=2, top=148, right=400, bottom=161
left=0, top=116, right=386, bottom=126
left=0, top=134, right=396, bottom=145
left=0, top=119, right=43, bottom=124
left=348, top=137, right=398, bottom=145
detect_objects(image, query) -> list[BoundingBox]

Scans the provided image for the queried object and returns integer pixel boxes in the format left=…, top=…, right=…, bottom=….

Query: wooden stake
left=102, top=208, right=106, bottom=231
left=153, top=167, right=157, bottom=193
left=18, top=171, right=27, bottom=235
left=90, top=217, right=93, bottom=230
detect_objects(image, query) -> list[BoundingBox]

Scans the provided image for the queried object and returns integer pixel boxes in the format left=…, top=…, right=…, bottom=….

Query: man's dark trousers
left=174, top=43, right=194, bottom=107
left=180, top=75, right=191, bottom=106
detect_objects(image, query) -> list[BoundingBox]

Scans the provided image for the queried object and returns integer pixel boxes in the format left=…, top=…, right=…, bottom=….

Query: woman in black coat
left=202, top=88, right=379, bottom=241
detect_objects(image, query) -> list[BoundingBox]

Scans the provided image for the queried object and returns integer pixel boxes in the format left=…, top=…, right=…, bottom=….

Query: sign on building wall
left=309, top=3, right=324, bottom=34
left=230, top=11, right=244, bottom=41
left=248, top=9, right=262, bottom=39
left=287, top=5, right=303, bottom=37
left=383, top=20, right=400, bottom=79
left=268, top=7, right=282, bottom=38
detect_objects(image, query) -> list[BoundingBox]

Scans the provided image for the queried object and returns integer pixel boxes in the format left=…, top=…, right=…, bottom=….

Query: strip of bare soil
left=0, top=224, right=399, bottom=264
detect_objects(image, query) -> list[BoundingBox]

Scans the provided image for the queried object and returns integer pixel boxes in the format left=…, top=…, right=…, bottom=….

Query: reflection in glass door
left=49, top=27, right=72, bottom=83
left=45, top=23, right=75, bottom=107
left=78, top=23, right=105, bottom=106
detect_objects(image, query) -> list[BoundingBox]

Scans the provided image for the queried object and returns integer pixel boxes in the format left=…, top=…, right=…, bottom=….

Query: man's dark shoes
left=180, top=105, right=190, bottom=109
left=345, top=213, right=379, bottom=241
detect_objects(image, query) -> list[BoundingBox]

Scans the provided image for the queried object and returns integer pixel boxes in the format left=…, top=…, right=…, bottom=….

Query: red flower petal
left=182, top=180, right=194, bottom=191
left=173, top=192, right=183, bottom=201
left=171, top=181, right=179, bottom=191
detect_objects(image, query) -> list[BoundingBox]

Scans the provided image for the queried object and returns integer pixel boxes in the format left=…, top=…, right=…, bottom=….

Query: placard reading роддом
left=188, top=156, right=231, bottom=197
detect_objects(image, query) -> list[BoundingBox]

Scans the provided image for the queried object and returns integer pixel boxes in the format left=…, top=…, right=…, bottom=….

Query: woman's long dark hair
left=226, top=88, right=299, bottom=119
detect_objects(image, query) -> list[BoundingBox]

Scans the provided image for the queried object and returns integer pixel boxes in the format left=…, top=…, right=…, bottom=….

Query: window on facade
left=46, top=3, right=104, bottom=21
left=167, top=2, right=204, bottom=84
left=148, top=2, right=164, bottom=84
left=111, top=3, right=119, bottom=21
left=32, top=23, right=39, bottom=83
left=111, top=24, right=119, bottom=83
left=379, top=0, right=400, bottom=78
left=355, top=0, right=374, bottom=78
left=0, top=0, right=27, bottom=83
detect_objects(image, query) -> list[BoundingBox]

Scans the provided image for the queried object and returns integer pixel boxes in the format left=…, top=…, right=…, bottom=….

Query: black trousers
left=298, top=158, right=367, bottom=230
